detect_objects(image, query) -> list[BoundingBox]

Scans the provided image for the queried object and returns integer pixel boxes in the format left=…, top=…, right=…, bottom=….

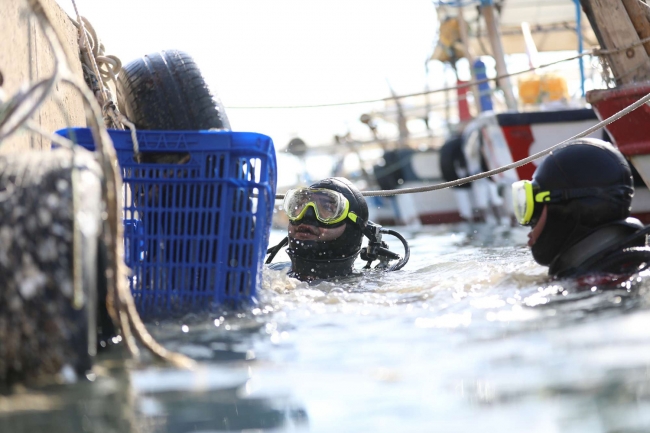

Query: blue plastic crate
left=55, top=128, right=277, bottom=315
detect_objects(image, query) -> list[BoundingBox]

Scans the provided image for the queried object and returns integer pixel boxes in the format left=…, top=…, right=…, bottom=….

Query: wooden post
left=621, top=0, right=650, bottom=57
left=580, top=0, right=650, bottom=84
left=457, top=7, right=483, bottom=114
left=481, top=3, right=518, bottom=110
left=444, top=64, right=451, bottom=129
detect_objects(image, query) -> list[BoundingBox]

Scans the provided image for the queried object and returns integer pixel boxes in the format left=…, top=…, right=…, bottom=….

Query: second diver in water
left=266, top=177, right=409, bottom=282
left=512, top=138, right=650, bottom=279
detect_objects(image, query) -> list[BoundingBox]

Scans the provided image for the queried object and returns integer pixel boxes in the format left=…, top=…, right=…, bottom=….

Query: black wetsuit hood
left=287, top=177, right=369, bottom=281
left=530, top=139, right=635, bottom=272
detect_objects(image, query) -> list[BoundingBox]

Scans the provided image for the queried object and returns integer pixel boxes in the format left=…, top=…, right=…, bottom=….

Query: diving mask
left=283, top=187, right=358, bottom=225
left=512, top=179, right=634, bottom=226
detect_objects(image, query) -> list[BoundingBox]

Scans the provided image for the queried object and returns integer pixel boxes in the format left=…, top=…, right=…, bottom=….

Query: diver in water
left=512, top=138, right=650, bottom=279
left=265, top=177, right=409, bottom=281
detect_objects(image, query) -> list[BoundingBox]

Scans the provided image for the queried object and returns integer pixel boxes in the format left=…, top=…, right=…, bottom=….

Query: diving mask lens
left=283, top=188, right=348, bottom=223
left=512, top=180, right=535, bottom=226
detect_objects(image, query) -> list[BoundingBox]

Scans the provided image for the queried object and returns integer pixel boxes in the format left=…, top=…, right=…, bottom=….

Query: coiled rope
left=71, top=16, right=122, bottom=88
left=69, top=5, right=140, bottom=156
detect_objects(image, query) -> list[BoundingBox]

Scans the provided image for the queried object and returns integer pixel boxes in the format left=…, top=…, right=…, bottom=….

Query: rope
left=274, top=88, right=650, bottom=200
left=228, top=35, right=650, bottom=110
left=0, top=0, right=194, bottom=369
left=72, top=17, right=123, bottom=89
left=599, top=36, right=650, bottom=55
left=70, top=1, right=108, bottom=107
left=363, top=90, right=650, bottom=196
left=0, top=78, right=58, bottom=141
left=69, top=4, right=141, bottom=157
left=66, top=0, right=191, bottom=368
left=404, top=86, right=497, bottom=113
left=226, top=52, right=588, bottom=109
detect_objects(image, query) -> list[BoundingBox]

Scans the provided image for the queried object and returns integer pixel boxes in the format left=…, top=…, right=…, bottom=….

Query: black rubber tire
left=117, top=49, right=230, bottom=131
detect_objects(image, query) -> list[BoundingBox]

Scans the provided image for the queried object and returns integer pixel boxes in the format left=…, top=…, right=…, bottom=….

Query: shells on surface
left=0, top=148, right=103, bottom=385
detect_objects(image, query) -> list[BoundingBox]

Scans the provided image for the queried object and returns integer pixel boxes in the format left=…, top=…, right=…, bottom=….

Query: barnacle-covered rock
left=0, top=147, right=103, bottom=385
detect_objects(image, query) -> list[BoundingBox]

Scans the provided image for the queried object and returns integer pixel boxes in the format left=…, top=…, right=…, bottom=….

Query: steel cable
left=274, top=89, right=650, bottom=199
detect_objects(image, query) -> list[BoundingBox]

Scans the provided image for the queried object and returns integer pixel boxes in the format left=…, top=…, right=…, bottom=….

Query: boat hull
left=373, top=108, right=650, bottom=225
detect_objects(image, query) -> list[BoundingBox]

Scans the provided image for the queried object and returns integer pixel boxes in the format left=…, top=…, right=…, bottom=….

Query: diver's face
left=288, top=223, right=346, bottom=242
left=528, top=205, right=548, bottom=247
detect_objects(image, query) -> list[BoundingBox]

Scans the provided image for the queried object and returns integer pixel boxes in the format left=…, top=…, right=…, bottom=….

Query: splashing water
left=3, top=224, right=650, bottom=433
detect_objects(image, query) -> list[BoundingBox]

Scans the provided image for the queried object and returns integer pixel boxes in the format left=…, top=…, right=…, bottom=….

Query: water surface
left=3, top=224, right=650, bottom=433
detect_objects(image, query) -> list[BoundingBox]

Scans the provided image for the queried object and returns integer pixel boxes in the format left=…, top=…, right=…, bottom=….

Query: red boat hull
left=587, top=83, right=650, bottom=156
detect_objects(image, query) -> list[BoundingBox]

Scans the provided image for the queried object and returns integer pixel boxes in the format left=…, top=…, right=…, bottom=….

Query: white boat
left=350, top=0, right=650, bottom=226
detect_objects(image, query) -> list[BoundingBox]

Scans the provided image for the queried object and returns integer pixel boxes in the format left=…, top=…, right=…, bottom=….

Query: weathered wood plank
left=621, top=0, right=650, bottom=57
left=580, top=0, right=650, bottom=84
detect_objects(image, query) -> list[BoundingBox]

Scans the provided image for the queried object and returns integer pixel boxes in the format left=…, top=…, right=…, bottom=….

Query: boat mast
left=480, top=0, right=518, bottom=110
left=457, top=5, right=483, bottom=114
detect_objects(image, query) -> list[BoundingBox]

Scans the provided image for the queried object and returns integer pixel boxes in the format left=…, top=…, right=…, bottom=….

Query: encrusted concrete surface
left=0, top=0, right=86, bottom=152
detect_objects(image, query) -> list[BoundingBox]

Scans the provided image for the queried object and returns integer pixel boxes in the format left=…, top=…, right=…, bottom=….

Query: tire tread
left=117, top=50, right=229, bottom=131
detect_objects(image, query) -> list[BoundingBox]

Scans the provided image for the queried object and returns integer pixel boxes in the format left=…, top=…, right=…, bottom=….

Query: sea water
left=3, top=224, right=650, bottom=433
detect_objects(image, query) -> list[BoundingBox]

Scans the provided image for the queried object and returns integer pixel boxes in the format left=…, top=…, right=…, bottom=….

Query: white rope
left=0, top=0, right=194, bottom=369
left=227, top=52, right=591, bottom=109
left=71, top=1, right=108, bottom=106
left=65, top=0, right=192, bottom=368
left=69, top=3, right=142, bottom=158
left=229, top=34, right=650, bottom=110
left=364, top=91, right=650, bottom=196
left=274, top=89, right=650, bottom=199
left=113, top=109, right=140, bottom=160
